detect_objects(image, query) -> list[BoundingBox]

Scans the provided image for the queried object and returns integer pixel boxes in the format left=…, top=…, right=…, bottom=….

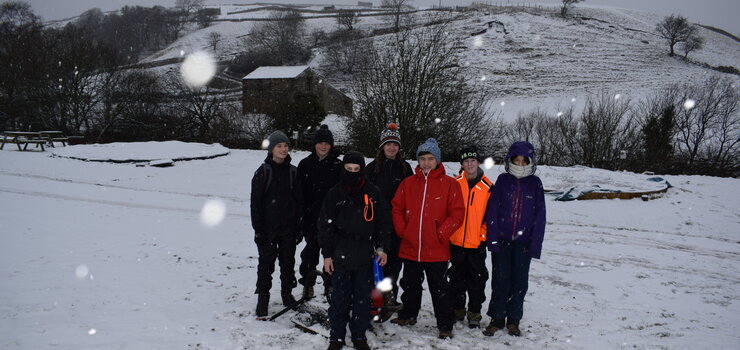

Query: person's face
left=383, top=142, right=399, bottom=159
left=272, top=142, right=289, bottom=160
left=344, top=163, right=361, bottom=172
left=418, top=153, right=437, bottom=173
left=462, top=158, right=479, bottom=174
left=511, top=155, right=528, bottom=166
left=315, top=142, right=331, bottom=158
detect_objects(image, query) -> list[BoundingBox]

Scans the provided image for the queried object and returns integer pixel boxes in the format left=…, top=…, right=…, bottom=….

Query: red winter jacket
left=391, top=165, right=465, bottom=262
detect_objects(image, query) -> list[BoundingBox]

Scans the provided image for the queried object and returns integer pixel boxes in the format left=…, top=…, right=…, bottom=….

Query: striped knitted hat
left=379, top=123, right=401, bottom=148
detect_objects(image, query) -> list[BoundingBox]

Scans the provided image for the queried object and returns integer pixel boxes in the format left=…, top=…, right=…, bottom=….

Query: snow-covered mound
left=49, top=141, right=230, bottom=163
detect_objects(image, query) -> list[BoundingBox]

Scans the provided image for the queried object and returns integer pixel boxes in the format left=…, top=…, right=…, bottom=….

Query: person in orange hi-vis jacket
left=448, top=145, right=493, bottom=329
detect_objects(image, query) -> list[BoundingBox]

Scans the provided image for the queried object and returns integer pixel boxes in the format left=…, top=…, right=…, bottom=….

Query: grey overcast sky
left=23, top=0, right=740, bottom=36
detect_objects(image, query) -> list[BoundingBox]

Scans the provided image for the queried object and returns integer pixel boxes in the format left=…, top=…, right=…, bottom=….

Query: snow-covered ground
left=1, top=143, right=738, bottom=349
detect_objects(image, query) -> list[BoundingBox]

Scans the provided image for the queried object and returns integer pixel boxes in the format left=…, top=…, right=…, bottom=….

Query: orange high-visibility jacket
left=450, top=171, right=493, bottom=248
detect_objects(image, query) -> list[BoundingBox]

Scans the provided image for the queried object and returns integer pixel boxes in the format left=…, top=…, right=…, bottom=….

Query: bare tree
left=675, top=76, right=739, bottom=171
left=576, top=92, right=636, bottom=169
left=682, top=27, right=704, bottom=59
left=349, top=19, right=498, bottom=158
left=656, top=14, right=693, bottom=56
left=175, top=0, right=204, bottom=16
left=165, top=70, right=227, bottom=142
left=324, top=30, right=374, bottom=74
left=245, top=10, right=310, bottom=65
left=208, top=31, right=222, bottom=51
left=560, top=0, right=584, bottom=17
left=381, top=0, right=412, bottom=33
left=336, top=9, right=358, bottom=30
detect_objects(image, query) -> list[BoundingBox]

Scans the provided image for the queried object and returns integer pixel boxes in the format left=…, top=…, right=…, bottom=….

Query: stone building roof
left=242, top=66, right=310, bottom=80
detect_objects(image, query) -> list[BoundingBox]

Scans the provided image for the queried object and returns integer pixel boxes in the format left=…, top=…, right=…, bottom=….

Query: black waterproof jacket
left=317, top=180, right=392, bottom=271
left=250, top=154, right=302, bottom=243
left=364, top=157, right=412, bottom=204
left=297, top=149, right=342, bottom=234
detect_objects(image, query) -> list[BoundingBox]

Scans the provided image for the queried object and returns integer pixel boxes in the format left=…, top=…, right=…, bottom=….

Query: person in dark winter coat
left=297, top=124, right=342, bottom=299
left=363, top=123, right=412, bottom=310
left=449, top=145, right=493, bottom=329
left=250, top=130, right=302, bottom=318
left=318, top=151, right=392, bottom=350
left=389, top=138, right=465, bottom=340
left=482, top=141, right=546, bottom=337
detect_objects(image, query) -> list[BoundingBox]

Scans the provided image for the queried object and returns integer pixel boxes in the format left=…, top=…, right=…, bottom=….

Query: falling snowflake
left=261, top=139, right=269, bottom=149
left=556, top=112, right=564, bottom=117
left=571, top=98, right=576, bottom=103
left=376, top=277, right=393, bottom=292
left=483, top=157, right=495, bottom=169
left=480, top=76, right=487, bottom=81
left=88, top=328, right=97, bottom=335
left=75, top=265, right=89, bottom=280
left=614, top=94, right=621, bottom=100
left=181, top=51, right=216, bottom=88
left=500, top=101, right=506, bottom=106
left=200, top=199, right=227, bottom=228
left=683, top=99, right=696, bottom=110
left=434, top=118, right=441, bottom=124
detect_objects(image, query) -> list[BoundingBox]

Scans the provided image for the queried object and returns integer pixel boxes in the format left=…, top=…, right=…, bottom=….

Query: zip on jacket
left=417, top=172, right=428, bottom=261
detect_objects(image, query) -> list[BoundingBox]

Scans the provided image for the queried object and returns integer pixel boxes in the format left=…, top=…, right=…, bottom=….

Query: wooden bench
left=1, top=132, right=47, bottom=151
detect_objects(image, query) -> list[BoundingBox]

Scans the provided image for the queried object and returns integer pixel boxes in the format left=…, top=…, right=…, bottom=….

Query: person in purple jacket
left=482, top=141, right=546, bottom=337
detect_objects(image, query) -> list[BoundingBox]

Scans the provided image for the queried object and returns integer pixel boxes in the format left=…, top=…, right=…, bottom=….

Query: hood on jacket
left=504, top=141, right=536, bottom=174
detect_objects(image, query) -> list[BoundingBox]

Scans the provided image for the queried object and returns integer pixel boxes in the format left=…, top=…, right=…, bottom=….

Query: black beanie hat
left=313, top=124, right=334, bottom=147
left=342, top=151, right=366, bottom=171
left=459, top=145, right=481, bottom=164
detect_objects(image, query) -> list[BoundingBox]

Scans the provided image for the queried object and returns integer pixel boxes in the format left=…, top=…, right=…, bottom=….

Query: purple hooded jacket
left=485, top=141, right=546, bottom=259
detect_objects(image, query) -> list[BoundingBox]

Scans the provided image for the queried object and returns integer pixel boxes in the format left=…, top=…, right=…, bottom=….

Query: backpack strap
left=261, top=163, right=272, bottom=194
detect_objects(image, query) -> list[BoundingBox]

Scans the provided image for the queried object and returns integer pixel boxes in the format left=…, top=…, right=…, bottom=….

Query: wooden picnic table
left=38, top=130, right=69, bottom=147
left=1, top=131, right=47, bottom=151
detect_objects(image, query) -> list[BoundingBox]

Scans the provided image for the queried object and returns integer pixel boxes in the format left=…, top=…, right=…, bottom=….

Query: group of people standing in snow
left=250, top=123, right=546, bottom=350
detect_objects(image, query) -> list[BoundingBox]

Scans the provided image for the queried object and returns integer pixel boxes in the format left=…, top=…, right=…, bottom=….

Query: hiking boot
left=390, top=317, right=417, bottom=326
left=352, top=339, right=371, bottom=350
left=281, top=290, right=297, bottom=307
left=506, top=319, right=522, bottom=336
left=438, top=330, right=453, bottom=339
left=327, top=340, right=344, bottom=350
left=482, top=318, right=505, bottom=336
left=467, top=311, right=482, bottom=329
left=453, top=309, right=466, bottom=322
left=303, top=285, right=314, bottom=299
left=256, top=293, right=269, bottom=317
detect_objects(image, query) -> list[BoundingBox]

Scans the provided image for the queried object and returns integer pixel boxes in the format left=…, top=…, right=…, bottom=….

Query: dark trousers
left=449, top=244, right=489, bottom=314
left=256, top=232, right=297, bottom=294
left=299, top=231, right=331, bottom=288
left=398, top=259, right=454, bottom=331
left=383, top=233, right=402, bottom=299
left=328, top=267, right=373, bottom=342
left=486, top=240, right=532, bottom=321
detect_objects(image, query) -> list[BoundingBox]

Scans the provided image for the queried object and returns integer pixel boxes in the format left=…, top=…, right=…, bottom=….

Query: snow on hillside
left=141, top=4, right=739, bottom=122
left=1, top=143, right=738, bottom=349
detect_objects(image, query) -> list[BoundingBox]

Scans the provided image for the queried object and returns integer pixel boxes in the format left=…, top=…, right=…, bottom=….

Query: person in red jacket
left=449, top=145, right=493, bottom=329
left=389, top=138, right=465, bottom=339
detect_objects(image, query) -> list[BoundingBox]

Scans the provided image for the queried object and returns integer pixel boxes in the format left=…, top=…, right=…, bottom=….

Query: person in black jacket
left=250, top=130, right=302, bottom=318
left=363, top=123, right=412, bottom=312
left=318, top=152, right=392, bottom=350
left=297, top=125, right=342, bottom=299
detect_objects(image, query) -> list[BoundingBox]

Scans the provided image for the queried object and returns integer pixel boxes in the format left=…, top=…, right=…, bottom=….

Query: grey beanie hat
left=416, top=138, right=442, bottom=164
left=267, top=130, right=290, bottom=153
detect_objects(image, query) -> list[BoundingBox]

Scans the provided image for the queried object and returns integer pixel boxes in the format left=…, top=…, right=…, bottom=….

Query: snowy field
left=1, top=142, right=738, bottom=349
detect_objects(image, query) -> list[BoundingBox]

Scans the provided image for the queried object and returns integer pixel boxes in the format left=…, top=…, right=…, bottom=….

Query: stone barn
left=242, top=66, right=353, bottom=118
